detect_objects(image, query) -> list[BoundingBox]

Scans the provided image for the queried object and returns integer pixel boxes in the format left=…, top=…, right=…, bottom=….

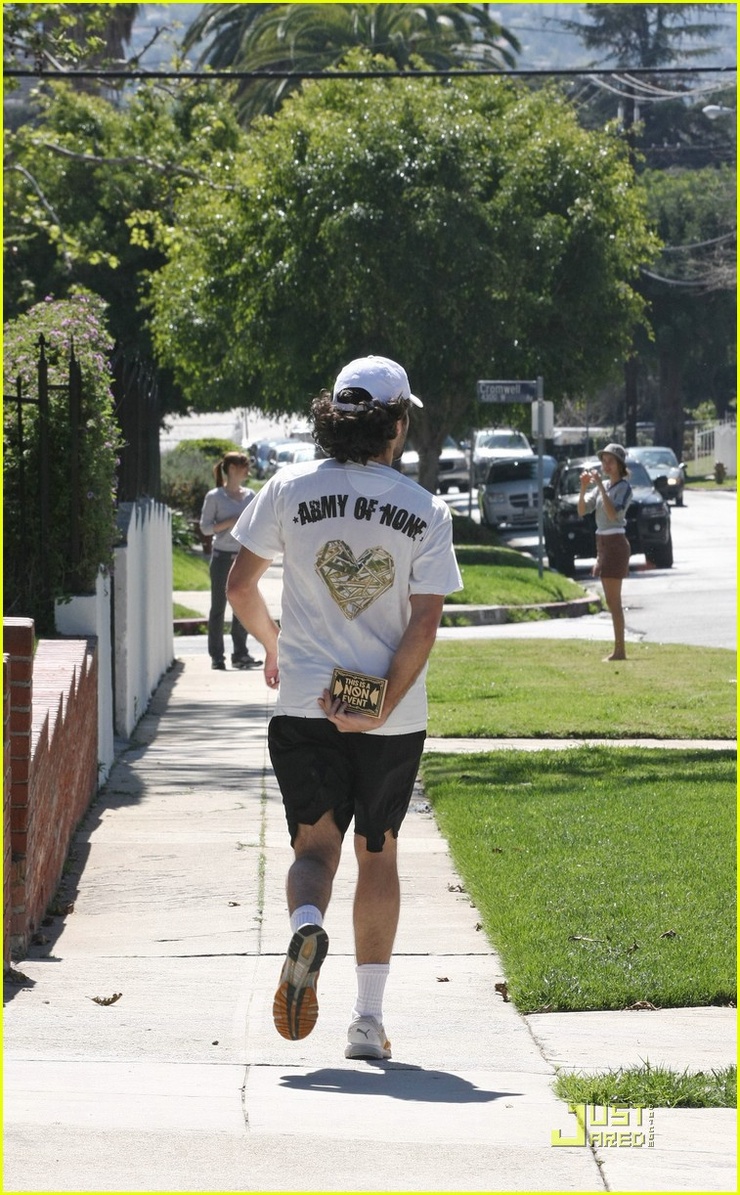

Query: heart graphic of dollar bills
left=315, top=540, right=395, bottom=619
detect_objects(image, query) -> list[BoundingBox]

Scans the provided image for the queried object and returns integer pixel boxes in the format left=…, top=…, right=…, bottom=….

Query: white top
left=200, top=486, right=256, bottom=553
left=582, top=477, right=632, bottom=535
left=232, top=458, right=463, bottom=734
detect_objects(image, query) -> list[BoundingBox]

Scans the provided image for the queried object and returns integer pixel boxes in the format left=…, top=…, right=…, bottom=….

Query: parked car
left=399, top=435, right=469, bottom=493
left=543, top=456, right=673, bottom=575
left=478, top=455, right=557, bottom=529
left=628, top=446, right=686, bottom=506
left=472, top=428, right=533, bottom=484
left=249, top=439, right=280, bottom=479
left=264, top=441, right=318, bottom=478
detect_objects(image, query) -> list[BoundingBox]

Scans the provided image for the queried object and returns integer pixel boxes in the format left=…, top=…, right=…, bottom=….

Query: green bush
left=450, top=508, right=501, bottom=546
left=169, top=508, right=198, bottom=549
left=3, top=293, right=123, bottom=630
left=160, top=443, right=217, bottom=519
left=173, top=437, right=241, bottom=460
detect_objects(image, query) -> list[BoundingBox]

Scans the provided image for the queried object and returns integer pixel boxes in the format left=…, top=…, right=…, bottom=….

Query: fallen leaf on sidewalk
left=436, top=976, right=450, bottom=983
left=624, top=1000, right=658, bottom=1011
left=89, top=992, right=122, bottom=1006
left=495, top=982, right=510, bottom=1002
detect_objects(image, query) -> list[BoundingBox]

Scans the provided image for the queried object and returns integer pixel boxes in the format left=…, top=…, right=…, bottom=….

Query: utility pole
left=621, top=85, right=640, bottom=448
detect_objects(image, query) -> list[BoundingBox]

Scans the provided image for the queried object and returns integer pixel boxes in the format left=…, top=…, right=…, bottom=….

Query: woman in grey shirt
left=578, top=443, right=633, bottom=662
left=200, top=452, right=262, bottom=670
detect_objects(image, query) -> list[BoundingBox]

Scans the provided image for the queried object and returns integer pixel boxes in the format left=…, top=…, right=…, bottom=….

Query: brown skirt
left=594, top=533, right=630, bottom=579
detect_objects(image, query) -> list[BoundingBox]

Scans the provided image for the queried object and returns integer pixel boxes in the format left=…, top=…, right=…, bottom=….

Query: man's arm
left=318, top=592, right=445, bottom=733
left=226, top=547, right=280, bottom=688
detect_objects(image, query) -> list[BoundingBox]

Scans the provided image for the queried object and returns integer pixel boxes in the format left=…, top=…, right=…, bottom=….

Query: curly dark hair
left=310, top=388, right=411, bottom=464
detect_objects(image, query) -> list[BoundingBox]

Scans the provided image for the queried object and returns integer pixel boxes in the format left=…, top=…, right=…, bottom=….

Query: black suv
left=543, top=457, right=673, bottom=575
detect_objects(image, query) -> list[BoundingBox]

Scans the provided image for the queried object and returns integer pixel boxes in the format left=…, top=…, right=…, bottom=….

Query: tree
left=559, top=3, right=736, bottom=445
left=556, top=4, right=734, bottom=170
left=3, top=80, right=246, bottom=412
left=183, top=3, right=520, bottom=123
left=4, top=3, right=139, bottom=72
left=637, top=165, right=736, bottom=450
left=556, top=4, right=727, bottom=68
left=4, top=3, right=140, bottom=125
left=148, top=62, right=659, bottom=490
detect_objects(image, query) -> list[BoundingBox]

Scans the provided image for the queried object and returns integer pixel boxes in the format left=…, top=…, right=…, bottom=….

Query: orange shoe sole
left=272, top=924, right=329, bottom=1041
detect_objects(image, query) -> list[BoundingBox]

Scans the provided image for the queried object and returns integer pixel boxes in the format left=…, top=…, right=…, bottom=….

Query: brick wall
left=3, top=656, right=12, bottom=969
left=3, top=618, right=98, bottom=960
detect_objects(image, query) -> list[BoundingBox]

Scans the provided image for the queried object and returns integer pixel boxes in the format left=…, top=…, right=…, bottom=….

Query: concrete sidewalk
left=4, top=655, right=735, bottom=1193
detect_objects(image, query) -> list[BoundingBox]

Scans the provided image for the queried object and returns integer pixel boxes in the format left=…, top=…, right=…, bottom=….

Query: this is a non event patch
left=330, top=668, right=388, bottom=719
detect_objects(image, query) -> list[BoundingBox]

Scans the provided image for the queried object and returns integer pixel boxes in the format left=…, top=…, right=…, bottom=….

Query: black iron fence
left=111, top=345, right=161, bottom=503
left=6, top=334, right=84, bottom=626
left=5, top=335, right=162, bottom=631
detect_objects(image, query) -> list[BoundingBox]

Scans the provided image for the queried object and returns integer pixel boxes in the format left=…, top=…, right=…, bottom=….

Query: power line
left=3, top=65, right=736, bottom=81
left=588, top=73, right=724, bottom=102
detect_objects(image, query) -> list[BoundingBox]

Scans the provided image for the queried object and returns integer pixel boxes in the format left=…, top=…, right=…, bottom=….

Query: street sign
left=531, top=400, right=554, bottom=438
left=477, top=379, right=537, bottom=403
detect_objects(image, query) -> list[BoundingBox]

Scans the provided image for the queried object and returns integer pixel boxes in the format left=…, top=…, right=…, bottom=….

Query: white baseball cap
left=332, top=355, right=423, bottom=409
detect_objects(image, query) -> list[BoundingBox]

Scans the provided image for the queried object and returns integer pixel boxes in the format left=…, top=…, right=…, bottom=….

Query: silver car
left=473, top=428, right=533, bottom=485
left=628, top=446, right=686, bottom=506
left=478, top=456, right=557, bottom=529
left=400, top=435, right=469, bottom=493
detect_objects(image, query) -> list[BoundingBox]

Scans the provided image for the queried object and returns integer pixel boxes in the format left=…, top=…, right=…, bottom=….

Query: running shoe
left=273, top=924, right=329, bottom=1041
left=231, top=654, right=263, bottom=670
left=344, top=1015, right=392, bottom=1060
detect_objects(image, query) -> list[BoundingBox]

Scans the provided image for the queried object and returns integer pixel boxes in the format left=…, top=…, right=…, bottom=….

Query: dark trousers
left=208, top=550, right=248, bottom=663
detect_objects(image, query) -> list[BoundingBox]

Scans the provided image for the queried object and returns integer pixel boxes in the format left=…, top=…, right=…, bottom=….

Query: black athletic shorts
left=267, top=715, right=426, bottom=852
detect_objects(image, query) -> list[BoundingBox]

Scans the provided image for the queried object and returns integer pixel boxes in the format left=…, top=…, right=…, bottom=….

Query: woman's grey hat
left=598, top=443, right=627, bottom=464
left=332, top=355, right=423, bottom=409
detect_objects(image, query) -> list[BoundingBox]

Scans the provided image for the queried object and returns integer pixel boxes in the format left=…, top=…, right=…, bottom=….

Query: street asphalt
left=3, top=572, right=735, bottom=1193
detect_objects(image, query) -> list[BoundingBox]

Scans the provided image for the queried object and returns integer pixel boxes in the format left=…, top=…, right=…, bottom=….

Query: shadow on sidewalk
left=279, top=1064, right=519, bottom=1103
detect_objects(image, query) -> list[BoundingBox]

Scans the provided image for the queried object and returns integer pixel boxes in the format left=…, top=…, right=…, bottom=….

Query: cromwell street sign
left=477, top=379, right=538, bottom=403
left=474, top=375, right=546, bottom=578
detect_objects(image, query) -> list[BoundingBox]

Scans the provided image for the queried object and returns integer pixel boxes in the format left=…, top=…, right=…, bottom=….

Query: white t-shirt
left=582, top=477, right=632, bottom=534
left=232, top=458, right=463, bottom=734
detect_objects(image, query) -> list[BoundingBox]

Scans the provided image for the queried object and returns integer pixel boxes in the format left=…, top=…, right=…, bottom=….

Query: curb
left=174, top=596, right=602, bottom=635
left=440, top=595, right=601, bottom=627
left=174, top=618, right=209, bottom=634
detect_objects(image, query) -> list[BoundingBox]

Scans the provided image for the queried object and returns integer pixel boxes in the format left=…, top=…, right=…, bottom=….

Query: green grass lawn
left=173, top=545, right=211, bottom=590
left=427, top=639, right=736, bottom=740
left=447, top=545, right=587, bottom=606
left=173, top=602, right=205, bottom=619
left=172, top=542, right=591, bottom=607
left=684, top=459, right=737, bottom=490
left=422, top=746, right=736, bottom=1014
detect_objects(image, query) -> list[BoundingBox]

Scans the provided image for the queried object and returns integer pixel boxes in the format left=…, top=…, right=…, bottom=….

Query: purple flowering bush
left=3, top=292, right=123, bottom=628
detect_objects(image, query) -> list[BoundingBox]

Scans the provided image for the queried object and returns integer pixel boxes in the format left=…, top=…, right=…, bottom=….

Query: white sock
left=353, top=963, right=390, bottom=1021
left=290, top=904, right=323, bottom=934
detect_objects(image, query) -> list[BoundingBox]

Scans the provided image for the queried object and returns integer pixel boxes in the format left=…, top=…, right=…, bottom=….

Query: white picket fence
left=693, top=420, right=737, bottom=477
left=55, top=499, right=174, bottom=781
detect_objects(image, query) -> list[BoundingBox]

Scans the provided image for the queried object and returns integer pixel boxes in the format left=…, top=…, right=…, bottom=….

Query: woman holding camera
left=578, top=443, right=632, bottom=662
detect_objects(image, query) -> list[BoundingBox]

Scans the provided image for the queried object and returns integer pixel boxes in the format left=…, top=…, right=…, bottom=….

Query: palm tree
left=183, top=3, right=520, bottom=123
